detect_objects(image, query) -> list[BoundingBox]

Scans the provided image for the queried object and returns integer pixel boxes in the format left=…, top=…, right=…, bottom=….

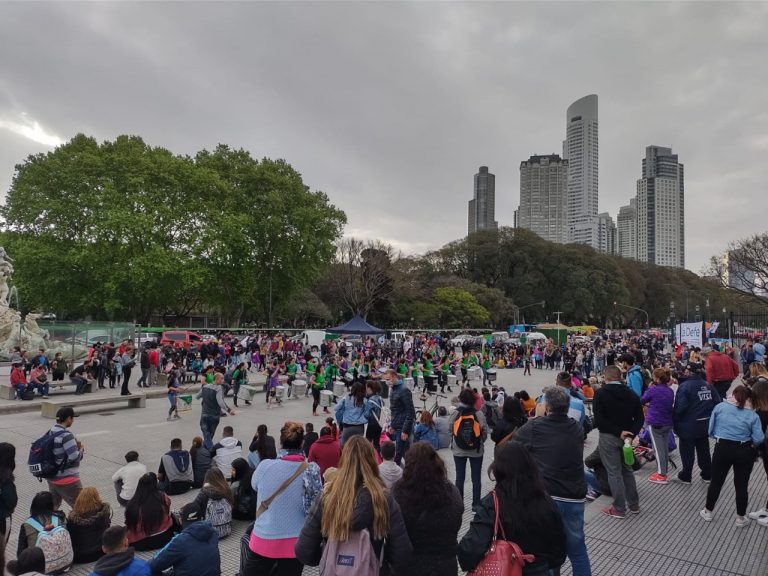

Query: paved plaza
left=1, top=367, right=767, bottom=575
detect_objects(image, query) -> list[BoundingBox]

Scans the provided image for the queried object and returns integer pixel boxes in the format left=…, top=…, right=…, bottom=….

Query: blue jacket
left=389, top=379, right=416, bottom=435
left=673, top=376, right=721, bottom=439
left=709, top=402, right=765, bottom=444
left=626, top=365, right=644, bottom=397
left=90, top=550, right=150, bottom=576
left=335, top=396, right=371, bottom=426
left=413, top=423, right=439, bottom=449
left=149, top=521, right=220, bottom=576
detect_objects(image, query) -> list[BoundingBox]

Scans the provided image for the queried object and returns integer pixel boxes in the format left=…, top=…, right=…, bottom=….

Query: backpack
left=453, top=410, right=482, bottom=451
left=26, top=516, right=73, bottom=573
left=368, top=397, right=390, bottom=429
left=319, top=528, right=379, bottom=576
left=28, top=429, right=67, bottom=480
left=205, top=496, right=232, bottom=539
left=483, top=402, right=499, bottom=429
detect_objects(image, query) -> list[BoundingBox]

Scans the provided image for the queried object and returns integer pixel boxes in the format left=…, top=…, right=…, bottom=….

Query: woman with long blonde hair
left=295, top=435, right=412, bottom=574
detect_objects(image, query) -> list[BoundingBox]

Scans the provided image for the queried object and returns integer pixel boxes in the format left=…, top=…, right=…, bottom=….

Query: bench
left=0, top=386, right=14, bottom=400
left=49, top=379, right=95, bottom=394
left=40, top=393, right=147, bottom=418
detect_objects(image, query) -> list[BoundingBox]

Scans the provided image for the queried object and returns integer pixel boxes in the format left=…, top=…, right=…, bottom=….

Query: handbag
left=468, top=491, right=535, bottom=576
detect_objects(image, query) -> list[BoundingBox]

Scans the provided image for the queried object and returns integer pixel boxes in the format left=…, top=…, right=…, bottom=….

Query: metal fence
left=36, top=321, right=138, bottom=360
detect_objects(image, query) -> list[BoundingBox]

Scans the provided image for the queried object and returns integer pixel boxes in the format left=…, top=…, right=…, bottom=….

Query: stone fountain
left=0, top=247, right=86, bottom=361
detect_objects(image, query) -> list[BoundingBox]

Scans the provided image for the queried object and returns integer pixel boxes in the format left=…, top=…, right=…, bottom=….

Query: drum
left=333, top=381, right=346, bottom=397
left=275, top=385, right=285, bottom=399
left=469, top=367, right=482, bottom=381
left=237, top=385, right=258, bottom=401
left=292, top=380, right=307, bottom=398
left=487, top=369, right=498, bottom=382
left=344, top=372, right=355, bottom=382
left=447, top=374, right=458, bottom=388
left=320, top=389, right=334, bottom=407
left=176, top=394, right=193, bottom=412
left=404, top=377, right=414, bottom=389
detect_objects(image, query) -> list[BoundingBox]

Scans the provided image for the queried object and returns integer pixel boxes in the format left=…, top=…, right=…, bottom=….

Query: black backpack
left=28, top=429, right=67, bottom=481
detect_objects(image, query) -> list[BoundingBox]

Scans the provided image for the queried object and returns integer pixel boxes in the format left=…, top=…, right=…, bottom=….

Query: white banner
left=676, top=322, right=704, bottom=348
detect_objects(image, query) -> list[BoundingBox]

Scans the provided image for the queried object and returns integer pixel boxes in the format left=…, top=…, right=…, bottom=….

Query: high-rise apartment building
left=636, top=146, right=685, bottom=268
left=517, top=154, right=568, bottom=244
left=563, top=95, right=600, bottom=249
left=617, top=199, right=637, bottom=259
left=596, top=212, right=616, bottom=255
left=468, top=166, right=497, bottom=235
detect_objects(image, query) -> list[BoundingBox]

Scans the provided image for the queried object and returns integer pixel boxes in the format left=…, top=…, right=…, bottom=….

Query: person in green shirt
left=439, top=355, right=452, bottom=393
left=460, top=353, right=470, bottom=384
left=285, top=357, right=298, bottom=397
left=423, top=356, right=435, bottom=392
left=481, top=354, right=492, bottom=386
left=411, top=360, right=422, bottom=390
left=311, top=369, right=328, bottom=416
left=397, top=358, right=408, bottom=377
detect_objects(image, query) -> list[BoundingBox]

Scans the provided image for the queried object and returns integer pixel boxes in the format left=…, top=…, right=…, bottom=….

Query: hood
left=628, top=365, right=642, bottom=374
left=92, top=549, right=136, bottom=576
left=218, top=436, right=240, bottom=449
left=315, top=435, right=336, bottom=445
left=166, top=449, right=191, bottom=472
left=184, top=520, right=217, bottom=542
left=68, top=502, right=111, bottom=526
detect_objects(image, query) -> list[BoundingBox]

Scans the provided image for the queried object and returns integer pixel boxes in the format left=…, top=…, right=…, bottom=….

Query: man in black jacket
left=515, top=386, right=591, bottom=576
left=386, top=369, right=415, bottom=465
left=594, top=365, right=644, bottom=519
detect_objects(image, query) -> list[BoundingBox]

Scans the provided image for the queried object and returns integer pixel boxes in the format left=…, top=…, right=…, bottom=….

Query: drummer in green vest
left=397, top=357, right=409, bottom=378
left=311, top=367, right=329, bottom=416
left=423, top=355, right=435, bottom=392
left=305, top=359, right=317, bottom=398
left=439, top=355, right=452, bottom=393
left=285, top=356, right=298, bottom=398
left=460, top=353, right=470, bottom=385
left=482, top=353, right=492, bottom=386
left=410, top=359, right=422, bottom=390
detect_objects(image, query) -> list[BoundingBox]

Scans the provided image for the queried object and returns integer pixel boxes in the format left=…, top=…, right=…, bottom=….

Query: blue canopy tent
left=326, top=314, right=386, bottom=335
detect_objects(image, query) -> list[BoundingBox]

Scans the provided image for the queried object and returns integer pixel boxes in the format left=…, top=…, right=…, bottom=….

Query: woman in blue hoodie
left=334, top=382, right=371, bottom=446
left=413, top=411, right=440, bottom=450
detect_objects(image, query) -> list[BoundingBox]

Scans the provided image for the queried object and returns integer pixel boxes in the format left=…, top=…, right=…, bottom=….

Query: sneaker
left=675, top=475, right=692, bottom=485
left=748, top=508, right=768, bottom=520
left=648, top=473, right=669, bottom=485
left=586, top=490, right=601, bottom=502
left=735, top=515, right=749, bottom=528
left=42, top=395, right=49, bottom=399
left=700, top=508, right=713, bottom=522
left=173, top=413, right=181, bottom=419
left=602, top=506, right=626, bottom=519
left=312, top=412, right=319, bottom=416
left=757, top=516, right=768, bottom=527
left=629, top=505, right=641, bottom=515
left=701, top=478, right=711, bottom=484
left=166, top=417, right=173, bottom=421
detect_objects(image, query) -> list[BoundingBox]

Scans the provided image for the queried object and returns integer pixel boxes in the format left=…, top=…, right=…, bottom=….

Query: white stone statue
left=0, top=247, right=13, bottom=306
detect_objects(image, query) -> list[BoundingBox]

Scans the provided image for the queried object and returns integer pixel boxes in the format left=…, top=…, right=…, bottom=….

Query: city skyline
left=1, top=2, right=767, bottom=272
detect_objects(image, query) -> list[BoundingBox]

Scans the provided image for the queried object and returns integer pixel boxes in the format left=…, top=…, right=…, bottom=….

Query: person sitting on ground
left=190, top=436, right=211, bottom=489
left=192, top=468, right=233, bottom=539
left=16, top=491, right=69, bottom=562
left=433, top=406, right=452, bottom=449
left=212, top=426, right=243, bottom=476
left=302, top=422, right=319, bottom=457
left=230, top=458, right=256, bottom=521
left=247, top=424, right=276, bottom=470
left=148, top=502, right=220, bottom=576
left=157, top=439, right=193, bottom=495
left=392, top=442, right=463, bottom=576
left=6, top=547, right=47, bottom=576
left=112, top=451, right=148, bottom=506
left=66, top=487, right=112, bottom=564
left=308, top=426, right=342, bottom=478
left=295, top=436, right=412, bottom=573
left=378, top=440, right=403, bottom=489
left=90, top=525, right=150, bottom=576
left=413, top=410, right=440, bottom=450
left=124, top=473, right=175, bottom=552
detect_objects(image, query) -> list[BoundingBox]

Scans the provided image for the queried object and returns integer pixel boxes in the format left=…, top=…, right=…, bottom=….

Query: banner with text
left=676, top=322, right=704, bottom=348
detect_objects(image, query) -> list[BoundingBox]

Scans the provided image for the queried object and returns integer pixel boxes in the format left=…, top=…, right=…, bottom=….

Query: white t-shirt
left=112, top=461, right=148, bottom=500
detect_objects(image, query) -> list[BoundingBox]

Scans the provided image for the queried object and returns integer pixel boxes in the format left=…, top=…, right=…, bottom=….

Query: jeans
left=598, top=432, right=638, bottom=514
left=14, top=383, right=28, bottom=399
left=705, top=439, right=756, bottom=516
left=584, top=469, right=601, bottom=493
left=394, top=430, right=411, bottom=466
left=72, top=377, right=88, bottom=395
left=678, top=436, right=712, bottom=482
left=553, top=500, right=592, bottom=576
left=648, top=425, right=672, bottom=475
left=121, top=367, right=132, bottom=395
left=454, top=455, right=483, bottom=507
left=200, top=414, right=220, bottom=450
left=137, top=368, right=149, bottom=388
left=34, top=382, right=50, bottom=396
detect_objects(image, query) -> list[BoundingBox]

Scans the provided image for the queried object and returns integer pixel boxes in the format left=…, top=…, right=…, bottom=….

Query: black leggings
left=705, top=439, right=756, bottom=516
left=366, top=421, right=382, bottom=454
left=312, top=387, right=321, bottom=413
left=241, top=548, right=302, bottom=576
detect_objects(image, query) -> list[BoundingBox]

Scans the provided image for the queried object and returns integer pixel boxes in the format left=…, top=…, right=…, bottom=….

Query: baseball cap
left=179, top=502, right=202, bottom=527
left=55, top=407, right=78, bottom=422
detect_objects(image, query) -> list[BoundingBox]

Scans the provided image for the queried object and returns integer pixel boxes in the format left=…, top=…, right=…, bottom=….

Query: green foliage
left=1, top=135, right=345, bottom=324
left=432, top=287, right=491, bottom=327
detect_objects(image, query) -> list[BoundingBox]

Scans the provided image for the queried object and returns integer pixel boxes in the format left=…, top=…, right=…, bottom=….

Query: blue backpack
left=28, top=430, right=66, bottom=481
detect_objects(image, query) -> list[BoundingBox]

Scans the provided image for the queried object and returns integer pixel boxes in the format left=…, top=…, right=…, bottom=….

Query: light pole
left=614, top=302, right=650, bottom=329
left=514, top=300, right=546, bottom=326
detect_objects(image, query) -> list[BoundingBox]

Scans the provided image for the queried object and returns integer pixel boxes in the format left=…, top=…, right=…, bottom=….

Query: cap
left=55, top=407, right=78, bottom=422
left=180, top=502, right=201, bottom=526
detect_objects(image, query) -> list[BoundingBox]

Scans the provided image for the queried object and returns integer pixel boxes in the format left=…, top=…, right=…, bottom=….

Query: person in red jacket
left=10, top=360, right=31, bottom=400
left=307, top=426, right=341, bottom=478
left=704, top=344, right=740, bottom=400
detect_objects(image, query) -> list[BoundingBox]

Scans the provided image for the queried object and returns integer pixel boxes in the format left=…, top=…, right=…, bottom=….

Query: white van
left=300, top=330, right=327, bottom=352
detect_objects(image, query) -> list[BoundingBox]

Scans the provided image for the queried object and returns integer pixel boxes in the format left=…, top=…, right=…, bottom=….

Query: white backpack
left=205, top=496, right=232, bottom=539
left=369, top=397, right=390, bottom=429
left=27, top=515, right=73, bottom=573
left=319, top=528, right=379, bottom=576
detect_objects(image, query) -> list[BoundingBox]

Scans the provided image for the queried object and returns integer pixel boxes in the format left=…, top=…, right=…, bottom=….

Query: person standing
left=641, top=368, right=676, bottom=485
left=136, top=347, right=150, bottom=389
left=593, top=365, right=644, bottom=519
left=334, top=382, right=371, bottom=446
left=47, top=407, right=85, bottom=509
left=449, top=388, right=488, bottom=511
left=148, top=345, right=160, bottom=387
left=196, top=373, right=235, bottom=451
left=515, top=386, right=591, bottom=576
left=704, top=344, right=740, bottom=400
left=0, top=442, right=18, bottom=539
left=387, top=369, right=416, bottom=466
left=120, top=348, right=136, bottom=396
left=700, top=385, right=764, bottom=527
left=673, top=366, right=721, bottom=484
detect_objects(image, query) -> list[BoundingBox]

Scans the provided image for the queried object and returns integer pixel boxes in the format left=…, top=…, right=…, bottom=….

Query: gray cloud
left=1, top=1, right=767, bottom=272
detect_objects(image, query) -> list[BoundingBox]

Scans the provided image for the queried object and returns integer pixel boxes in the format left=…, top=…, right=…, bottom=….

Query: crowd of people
left=2, top=329, right=768, bottom=576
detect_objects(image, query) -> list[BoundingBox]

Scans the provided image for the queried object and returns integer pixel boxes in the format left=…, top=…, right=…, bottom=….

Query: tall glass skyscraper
left=468, top=166, right=498, bottom=234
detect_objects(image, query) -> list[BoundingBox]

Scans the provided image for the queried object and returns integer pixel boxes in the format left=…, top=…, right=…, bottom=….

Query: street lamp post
left=514, top=300, right=545, bottom=327
left=614, top=302, right=650, bottom=329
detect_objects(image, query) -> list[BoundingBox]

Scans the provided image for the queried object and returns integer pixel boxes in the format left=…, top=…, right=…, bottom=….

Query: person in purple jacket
left=641, top=368, right=675, bottom=485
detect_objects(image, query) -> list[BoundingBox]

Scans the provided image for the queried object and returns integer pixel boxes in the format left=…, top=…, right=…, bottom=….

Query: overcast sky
left=1, top=1, right=767, bottom=273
